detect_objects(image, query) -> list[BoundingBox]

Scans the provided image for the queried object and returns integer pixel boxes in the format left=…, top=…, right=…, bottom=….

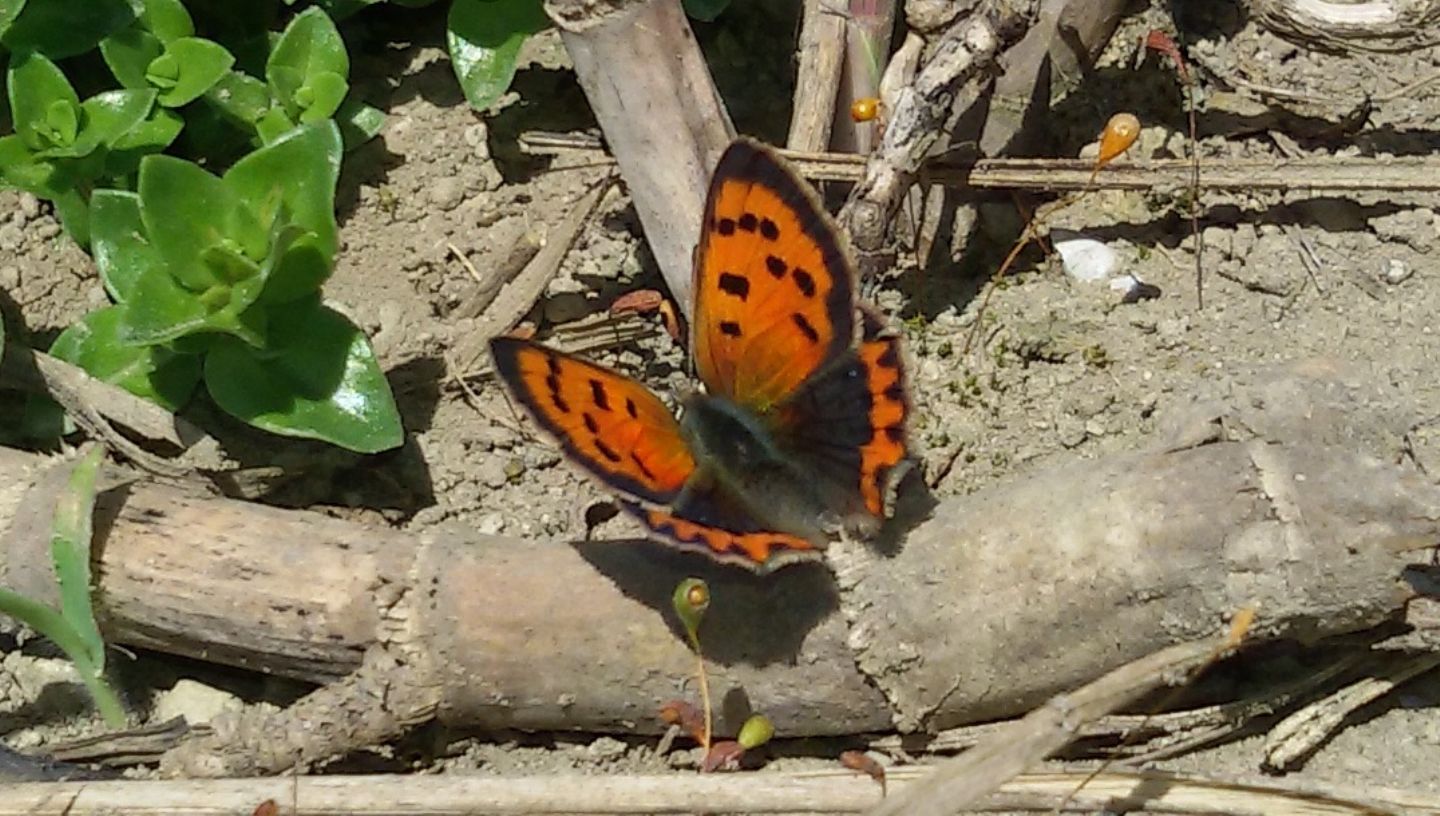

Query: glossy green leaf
left=8, top=52, right=81, bottom=151
left=50, top=186, right=92, bottom=248
left=139, top=0, right=193, bottom=42
left=90, top=189, right=155, bottom=303
left=204, top=302, right=402, bottom=453
left=137, top=154, right=266, bottom=291
left=105, top=106, right=183, bottom=178
left=295, top=70, right=347, bottom=123
left=255, top=107, right=296, bottom=144
left=203, top=69, right=273, bottom=128
left=0, top=0, right=25, bottom=38
left=101, top=26, right=164, bottom=90
left=50, top=306, right=201, bottom=410
left=267, top=7, right=348, bottom=117
left=0, top=134, right=57, bottom=195
left=1, top=0, right=134, bottom=58
left=447, top=0, right=548, bottom=112
left=121, top=259, right=267, bottom=347
left=224, top=120, right=340, bottom=263
left=336, top=97, right=384, bottom=150
left=260, top=228, right=328, bottom=304
left=57, top=89, right=157, bottom=158
left=154, top=38, right=235, bottom=107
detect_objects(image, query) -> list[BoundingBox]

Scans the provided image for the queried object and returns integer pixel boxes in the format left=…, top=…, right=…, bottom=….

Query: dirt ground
left=3, top=0, right=1440, bottom=804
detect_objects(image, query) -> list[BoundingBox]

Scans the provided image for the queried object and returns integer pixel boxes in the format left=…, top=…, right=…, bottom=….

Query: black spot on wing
left=720, top=321, right=743, bottom=337
left=877, top=343, right=900, bottom=369
left=738, top=212, right=758, bottom=232
left=631, top=453, right=656, bottom=481
left=760, top=218, right=779, bottom=241
left=625, top=397, right=638, bottom=418
left=884, top=383, right=905, bottom=403
left=718, top=272, right=750, bottom=301
left=545, top=374, right=569, bottom=413
left=792, top=267, right=816, bottom=298
left=883, top=424, right=904, bottom=443
left=594, top=438, right=622, bottom=463
left=546, top=355, right=562, bottom=377
left=583, top=413, right=599, bottom=433
left=588, top=379, right=610, bottom=411
left=765, top=255, right=787, bottom=278
left=791, top=313, right=819, bottom=343
left=716, top=217, right=736, bottom=236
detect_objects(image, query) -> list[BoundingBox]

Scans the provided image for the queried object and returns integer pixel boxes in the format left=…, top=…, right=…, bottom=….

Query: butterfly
left=489, top=139, right=909, bottom=571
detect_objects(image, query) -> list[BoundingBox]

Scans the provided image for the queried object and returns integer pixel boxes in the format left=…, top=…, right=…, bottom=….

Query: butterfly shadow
left=578, top=541, right=838, bottom=668
left=866, top=464, right=941, bottom=562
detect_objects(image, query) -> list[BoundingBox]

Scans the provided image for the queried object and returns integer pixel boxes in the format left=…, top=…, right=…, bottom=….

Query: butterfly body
left=490, top=139, right=909, bottom=571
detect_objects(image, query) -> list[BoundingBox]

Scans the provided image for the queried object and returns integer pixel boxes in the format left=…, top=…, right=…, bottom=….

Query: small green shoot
left=671, top=577, right=711, bottom=748
left=0, top=446, right=126, bottom=728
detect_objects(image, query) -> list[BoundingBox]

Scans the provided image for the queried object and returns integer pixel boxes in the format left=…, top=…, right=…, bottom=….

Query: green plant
left=445, top=0, right=733, bottom=112
left=0, top=446, right=126, bottom=728
left=0, top=51, right=177, bottom=245
left=51, top=121, right=402, bottom=452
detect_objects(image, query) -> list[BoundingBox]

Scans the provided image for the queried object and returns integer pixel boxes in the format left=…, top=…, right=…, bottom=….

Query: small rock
left=1052, top=232, right=1117, bottom=283
left=1379, top=258, right=1414, bottom=285
left=429, top=176, right=465, bottom=211
left=34, top=221, right=60, bottom=240
left=152, top=679, right=243, bottom=726
left=475, top=456, right=510, bottom=489
left=0, top=223, right=23, bottom=251
left=0, top=265, right=19, bottom=290
left=586, top=736, right=628, bottom=760
left=475, top=511, right=505, bottom=536
left=17, top=193, right=40, bottom=219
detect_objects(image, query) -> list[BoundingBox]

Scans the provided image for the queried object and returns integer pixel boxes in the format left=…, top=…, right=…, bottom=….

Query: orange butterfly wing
left=854, top=308, right=909, bottom=517
left=691, top=139, right=856, bottom=410
left=619, top=500, right=818, bottom=572
left=490, top=337, right=695, bottom=504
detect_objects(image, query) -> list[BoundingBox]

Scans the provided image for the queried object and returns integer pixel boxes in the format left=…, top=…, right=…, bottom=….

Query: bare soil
left=3, top=0, right=1440, bottom=800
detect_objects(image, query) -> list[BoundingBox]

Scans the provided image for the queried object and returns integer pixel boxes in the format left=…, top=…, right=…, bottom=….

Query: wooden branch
left=787, top=0, right=847, bottom=151
left=839, top=1, right=1037, bottom=278
left=524, top=136, right=1440, bottom=197
left=4, top=767, right=1437, bottom=815
left=1246, top=0, right=1440, bottom=51
left=1, top=362, right=1434, bottom=775
left=546, top=0, right=733, bottom=320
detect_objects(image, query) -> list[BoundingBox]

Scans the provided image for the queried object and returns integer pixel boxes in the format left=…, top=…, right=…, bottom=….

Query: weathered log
left=1, top=363, right=1435, bottom=776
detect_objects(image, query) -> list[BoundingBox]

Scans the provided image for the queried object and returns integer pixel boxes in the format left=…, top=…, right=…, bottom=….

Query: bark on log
left=546, top=0, right=734, bottom=319
left=1, top=363, right=1436, bottom=776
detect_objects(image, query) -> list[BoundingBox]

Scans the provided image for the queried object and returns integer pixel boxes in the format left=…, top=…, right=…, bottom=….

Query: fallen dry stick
left=4, top=766, right=1437, bottom=815
left=0, top=363, right=1436, bottom=776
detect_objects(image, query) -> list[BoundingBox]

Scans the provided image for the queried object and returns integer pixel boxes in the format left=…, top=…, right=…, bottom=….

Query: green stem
left=0, top=588, right=125, bottom=728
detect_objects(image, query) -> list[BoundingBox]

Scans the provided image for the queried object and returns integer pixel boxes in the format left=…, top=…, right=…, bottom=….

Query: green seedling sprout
left=671, top=577, right=712, bottom=749
left=0, top=445, right=125, bottom=727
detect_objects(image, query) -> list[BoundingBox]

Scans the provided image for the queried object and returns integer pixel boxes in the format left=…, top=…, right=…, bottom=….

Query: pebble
left=0, top=223, right=23, bottom=251
left=17, top=193, right=39, bottom=219
left=152, top=679, right=243, bottom=726
left=429, top=176, right=465, bottom=211
left=0, top=265, right=18, bottom=290
left=475, top=456, right=510, bottom=489
left=1380, top=258, right=1413, bottom=285
left=475, top=511, right=505, bottom=536
left=1052, top=233, right=1116, bottom=283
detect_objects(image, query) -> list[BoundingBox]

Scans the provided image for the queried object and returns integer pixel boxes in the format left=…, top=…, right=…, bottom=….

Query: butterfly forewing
left=490, top=337, right=695, bottom=504
left=691, top=139, right=856, bottom=411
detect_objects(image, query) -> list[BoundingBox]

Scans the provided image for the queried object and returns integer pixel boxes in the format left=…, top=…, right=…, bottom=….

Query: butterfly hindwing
left=691, top=139, right=856, bottom=411
left=490, top=337, right=695, bottom=505
left=618, top=482, right=819, bottom=571
left=773, top=308, right=910, bottom=519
